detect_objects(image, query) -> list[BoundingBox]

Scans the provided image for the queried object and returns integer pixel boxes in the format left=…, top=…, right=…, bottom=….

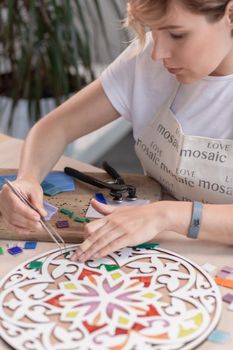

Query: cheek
left=172, top=45, right=210, bottom=83
left=174, top=40, right=219, bottom=79
left=181, top=27, right=232, bottom=76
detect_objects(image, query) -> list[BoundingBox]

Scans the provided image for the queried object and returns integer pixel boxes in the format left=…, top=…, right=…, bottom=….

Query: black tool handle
left=102, top=161, right=125, bottom=185
left=64, top=167, right=128, bottom=192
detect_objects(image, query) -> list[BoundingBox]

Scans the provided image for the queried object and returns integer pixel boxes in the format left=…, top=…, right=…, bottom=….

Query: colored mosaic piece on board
left=217, top=271, right=230, bottom=278
left=63, top=251, right=71, bottom=259
left=215, top=276, right=233, bottom=289
left=95, top=193, right=108, bottom=204
left=29, top=261, right=43, bottom=269
left=44, top=171, right=75, bottom=192
left=221, top=266, right=233, bottom=274
left=68, top=211, right=75, bottom=218
left=59, top=208, right=72, bottom=216
left=208, top=329, right=231, bottom=344
left=0, top=247, right=4, bottom=255
left=56, top=220, right=69, bottom=229
left=0, top=245, right=222, bottom=350
left=201, top=263, right=216, bottom=273
left=222, top=293, right=233, bottom=303
left=24, top=241, right=37, bottom=250
left=41, top=181, right=62, bottom=196
left=0, top=175, right=16, bottom=189
left=74, top=217, right=90, bottom=223
left=7, top=246, right=23, bottom=255
left=132, top=243, right=160, bottom=249
left=0, top=171, right=75, bottom=194
left=43, top=201, right=58, bottom=221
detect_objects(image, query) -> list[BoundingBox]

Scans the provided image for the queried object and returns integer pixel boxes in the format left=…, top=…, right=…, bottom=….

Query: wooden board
left=0, top=169, right=162, bottom=243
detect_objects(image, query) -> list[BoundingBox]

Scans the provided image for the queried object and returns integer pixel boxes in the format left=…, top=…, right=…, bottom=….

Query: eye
left=169, top=33, right=186, bottom=40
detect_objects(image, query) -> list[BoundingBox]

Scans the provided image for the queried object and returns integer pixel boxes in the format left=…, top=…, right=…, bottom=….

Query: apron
left=135, top=83, right=233, bottom=204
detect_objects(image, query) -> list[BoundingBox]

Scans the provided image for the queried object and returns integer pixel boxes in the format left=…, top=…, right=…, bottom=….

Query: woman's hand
left=0, top=178, right=47, bottom=234
left=71, top=199, right=166, bottom=262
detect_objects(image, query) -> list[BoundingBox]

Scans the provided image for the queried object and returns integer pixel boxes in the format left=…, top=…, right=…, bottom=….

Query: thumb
left=90, top=198, right=115, bottom=216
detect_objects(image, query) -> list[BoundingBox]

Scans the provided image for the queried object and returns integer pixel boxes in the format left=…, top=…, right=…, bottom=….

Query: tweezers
left=4, top=179, right=66, bottom=253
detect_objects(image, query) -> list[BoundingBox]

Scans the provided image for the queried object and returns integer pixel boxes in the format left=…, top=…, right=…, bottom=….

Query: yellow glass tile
left=118, top=316, right=129, bottom=325
left=65, top=283, right=77, bottom=290
left=142, top=292, right=156, bottom=299
left=111, top=272, right=122, bottom=280
left=193, top=312, right=203, bottom=327
left=178, top=313, right=203, bottom=338
left=66, top=311, right=78, bottom=318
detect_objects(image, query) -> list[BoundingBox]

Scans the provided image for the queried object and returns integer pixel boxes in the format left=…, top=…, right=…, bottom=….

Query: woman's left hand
left=71, top=198, right=165, bottom=262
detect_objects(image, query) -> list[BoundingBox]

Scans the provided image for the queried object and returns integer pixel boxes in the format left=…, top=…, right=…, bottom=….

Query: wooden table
left=0, top=133, right=232, bottom=350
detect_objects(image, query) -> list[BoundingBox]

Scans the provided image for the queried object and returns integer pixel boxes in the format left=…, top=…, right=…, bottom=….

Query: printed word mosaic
left=0, top=245, right=222, bottom=350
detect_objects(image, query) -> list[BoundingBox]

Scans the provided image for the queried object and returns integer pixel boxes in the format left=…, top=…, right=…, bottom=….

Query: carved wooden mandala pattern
left=0, top=245, right=221, bottom=350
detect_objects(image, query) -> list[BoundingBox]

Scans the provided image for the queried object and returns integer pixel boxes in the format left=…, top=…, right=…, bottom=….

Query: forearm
left=18, top=116, right=68, bottom=183
left=156, top=201, right=233, bottom=245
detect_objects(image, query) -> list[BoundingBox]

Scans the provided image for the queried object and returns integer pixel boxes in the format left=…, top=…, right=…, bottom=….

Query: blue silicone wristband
left=187, top=201, right=203, bottom=239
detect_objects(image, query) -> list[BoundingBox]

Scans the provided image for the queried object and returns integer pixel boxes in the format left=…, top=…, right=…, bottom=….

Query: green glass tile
left=105, top=264, right=120, bottom=272
left=29, top=261, right=43, bottom=269
left=74, top=217, right=90, bottom=223
left=59, top=208, right=72, bottom=215
left=0, top=247, right=4, bottom=255
left=132, top=243, right=160, bottom=249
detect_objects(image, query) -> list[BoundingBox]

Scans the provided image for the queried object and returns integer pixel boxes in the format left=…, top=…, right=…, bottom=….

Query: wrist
left=187, top=202, right=204, bottom=239
left=154, top=200, right=193, bottom=236
left=17, top=170, right=42, bottom=184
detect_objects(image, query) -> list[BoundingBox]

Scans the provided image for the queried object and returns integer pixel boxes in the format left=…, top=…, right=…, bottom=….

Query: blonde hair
left=126, top=0, right=231, bottom=48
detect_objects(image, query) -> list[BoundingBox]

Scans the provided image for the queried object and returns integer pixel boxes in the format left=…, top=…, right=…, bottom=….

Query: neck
left=210, top=47, right=233, bottom=76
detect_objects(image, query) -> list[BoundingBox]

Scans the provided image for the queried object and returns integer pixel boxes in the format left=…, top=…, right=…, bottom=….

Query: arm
left=165, top=200, right=233, bottom=244
left=18, top=79, right=120, bottom=183
left=71, top=199, right=233, bottom=262
left=0, top=79, right=120, bottom=232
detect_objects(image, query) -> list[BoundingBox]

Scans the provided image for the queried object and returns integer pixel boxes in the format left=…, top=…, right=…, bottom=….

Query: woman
left=0, top=0, right=233, bottom=262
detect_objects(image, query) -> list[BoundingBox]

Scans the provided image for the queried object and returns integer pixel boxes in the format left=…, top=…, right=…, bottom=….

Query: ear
left=225, top=0, right=233, bottom=27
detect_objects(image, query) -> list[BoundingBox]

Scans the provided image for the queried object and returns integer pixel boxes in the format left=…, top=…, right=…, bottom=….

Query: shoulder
left=99, top=32, right=177, bottom=126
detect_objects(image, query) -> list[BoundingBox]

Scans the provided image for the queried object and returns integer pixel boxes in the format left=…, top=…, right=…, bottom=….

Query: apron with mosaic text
left=135, top=84, right=233, bottom=204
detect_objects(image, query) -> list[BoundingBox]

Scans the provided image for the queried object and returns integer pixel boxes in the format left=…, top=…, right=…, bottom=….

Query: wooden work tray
left=0, top=169, right=162, bottom=243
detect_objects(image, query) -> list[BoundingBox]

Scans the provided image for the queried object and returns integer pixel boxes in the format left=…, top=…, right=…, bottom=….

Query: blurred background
left=0, top=0, right=143, bottom=173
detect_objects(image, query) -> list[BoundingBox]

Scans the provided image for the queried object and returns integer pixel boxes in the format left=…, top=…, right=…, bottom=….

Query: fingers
left=6, top=211, right=42, bottom=231
left=92, top=234, right=129, bottom=260
left=90, top=198, right=115, bottom=215
left=2, top=216, right=39, bottom=235
left=73, top=231, right=129, bottom=262
left=71, top=220, right=126, bottom=262
left=69, top=204, right=158, bottom=263
left=1, top=203, right=42, bottom=232
left=0, top=184, right=42, bottom=231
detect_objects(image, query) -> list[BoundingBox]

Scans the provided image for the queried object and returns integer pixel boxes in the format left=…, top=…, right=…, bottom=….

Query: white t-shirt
left=100, top=32, right=233, bottom=140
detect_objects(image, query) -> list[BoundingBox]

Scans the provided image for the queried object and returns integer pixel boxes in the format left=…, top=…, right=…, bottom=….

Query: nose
left=151, top=35, right=171, bottom=61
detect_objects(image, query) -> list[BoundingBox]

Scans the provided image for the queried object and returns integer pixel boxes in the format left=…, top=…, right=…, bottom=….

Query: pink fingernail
left=79, top=256, right=85, bottom=262
left=70, top=254, right=77, bottom=261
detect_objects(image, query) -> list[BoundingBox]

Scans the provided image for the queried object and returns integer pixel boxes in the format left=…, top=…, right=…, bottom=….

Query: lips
left=166, top=66, right=183, bottom=74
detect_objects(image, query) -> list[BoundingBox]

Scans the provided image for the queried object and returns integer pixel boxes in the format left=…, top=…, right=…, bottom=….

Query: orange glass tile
left=215, top=276, right=233, bottom=289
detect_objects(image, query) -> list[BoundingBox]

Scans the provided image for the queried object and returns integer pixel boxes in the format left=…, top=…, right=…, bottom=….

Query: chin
left=175, top=74, right=200, bottom=84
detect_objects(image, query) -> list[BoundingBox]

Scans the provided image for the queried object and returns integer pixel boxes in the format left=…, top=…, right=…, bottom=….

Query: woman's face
left=150, top=1, right=233, bottom=83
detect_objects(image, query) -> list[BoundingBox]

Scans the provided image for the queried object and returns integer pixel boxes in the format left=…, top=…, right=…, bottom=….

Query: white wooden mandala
left=0, top=245, right=222, bottom=350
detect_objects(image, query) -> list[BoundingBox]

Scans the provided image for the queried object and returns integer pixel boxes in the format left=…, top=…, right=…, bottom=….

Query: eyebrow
left=158, top=25, right=184, bottom=30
